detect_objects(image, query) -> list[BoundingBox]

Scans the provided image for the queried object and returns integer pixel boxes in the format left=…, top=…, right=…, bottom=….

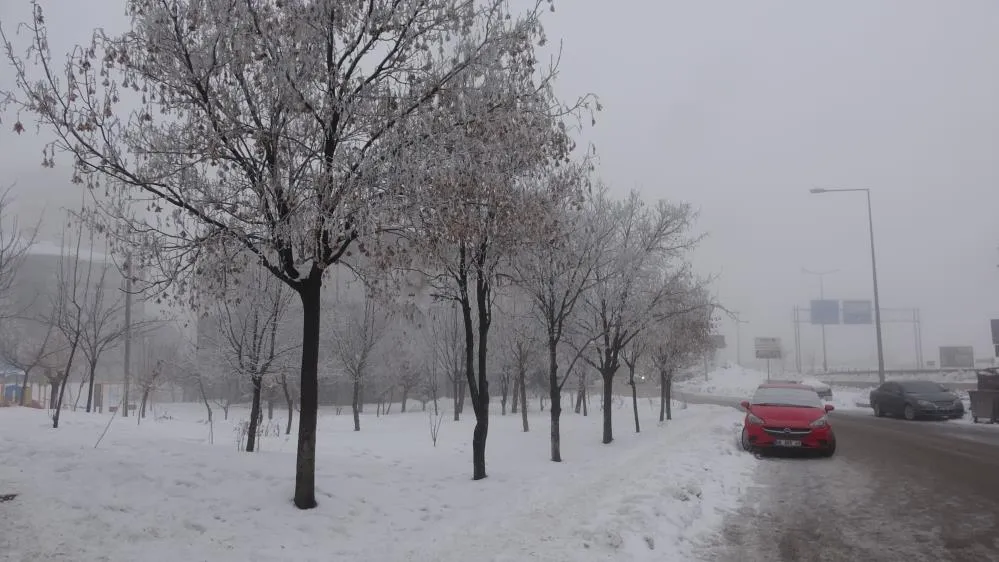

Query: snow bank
left=0, top=399, right=754, bottom=562
left=827, top=387, right=871, bottom=410
left=675, top=365, right=769, bottom=398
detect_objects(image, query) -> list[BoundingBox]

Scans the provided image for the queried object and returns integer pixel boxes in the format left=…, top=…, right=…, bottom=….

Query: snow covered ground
left=0, top=399, right=754, bottom=562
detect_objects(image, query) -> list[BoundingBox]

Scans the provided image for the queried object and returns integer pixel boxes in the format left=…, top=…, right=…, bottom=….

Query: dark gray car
left=869, top=380, right=964, bottom=420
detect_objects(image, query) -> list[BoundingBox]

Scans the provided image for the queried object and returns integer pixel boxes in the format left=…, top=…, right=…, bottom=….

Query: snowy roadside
left=676, top=365, right=871, bottom=412
left=0, top=401, right=753, bottom=562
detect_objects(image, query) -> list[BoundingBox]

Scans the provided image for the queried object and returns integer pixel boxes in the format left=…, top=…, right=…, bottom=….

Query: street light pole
left=802, top=267, right=839, bottom=372
left=809, top=188, right=886, bottom=384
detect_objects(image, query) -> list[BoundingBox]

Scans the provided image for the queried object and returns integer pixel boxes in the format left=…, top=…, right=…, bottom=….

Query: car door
left=872, top=383, right=891, bottom=411
left=884, top=383, right=906, bottom=415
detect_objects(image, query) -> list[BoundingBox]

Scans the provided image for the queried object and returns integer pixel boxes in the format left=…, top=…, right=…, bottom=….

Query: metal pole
left=809, top=188, right=886, bottom=384
left=122, top=254, right=132, bottom=417
left=866, top=190, right=887, bottom=384
left=802, top=268, right=837, bottom=372
left=820, top=274, right=828, bottom=372
left=793, top=306, right=802, bottom=373
left=915, top=309, right=924, bottom=369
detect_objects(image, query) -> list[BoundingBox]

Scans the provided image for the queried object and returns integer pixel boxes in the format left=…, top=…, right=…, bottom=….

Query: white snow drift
left=0, top=400, right=754, bottom=562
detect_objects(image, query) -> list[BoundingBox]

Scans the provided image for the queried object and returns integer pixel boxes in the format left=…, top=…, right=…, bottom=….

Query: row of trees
left=1, top=0, right=715, bottom=510
left=0, top=191, right=180, bottom=426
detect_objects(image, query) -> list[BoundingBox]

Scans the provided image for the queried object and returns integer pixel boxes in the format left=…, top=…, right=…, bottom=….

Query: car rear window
left=751, top=387, right=823, bottom=408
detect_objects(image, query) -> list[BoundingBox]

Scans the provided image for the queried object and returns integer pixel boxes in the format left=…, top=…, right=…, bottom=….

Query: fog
left=2, top=0, right=998, bottom=371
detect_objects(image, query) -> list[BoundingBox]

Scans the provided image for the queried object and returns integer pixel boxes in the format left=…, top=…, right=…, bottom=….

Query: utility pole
left=802, top=268, right=838, bottom=372
left=809, top=188, right=886, bottom=385
left=122, top=254, right=132, bottom=417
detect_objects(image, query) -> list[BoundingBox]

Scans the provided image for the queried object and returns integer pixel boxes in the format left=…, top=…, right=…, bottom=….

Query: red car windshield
left=751, top=388, right=822, bottom=408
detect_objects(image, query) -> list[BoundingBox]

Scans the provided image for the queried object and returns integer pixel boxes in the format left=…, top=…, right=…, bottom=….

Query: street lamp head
left=809, top=188, right=827, bottom=194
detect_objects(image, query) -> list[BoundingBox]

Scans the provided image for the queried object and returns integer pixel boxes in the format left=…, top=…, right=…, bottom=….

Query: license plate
left=774, top=439, right=801, bottom=447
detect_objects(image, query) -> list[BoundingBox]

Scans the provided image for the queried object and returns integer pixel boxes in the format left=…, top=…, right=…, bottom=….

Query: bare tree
left=510, top=176, right=614, bottom=461
left=622, top=339, right=648, bottom=434
left=214, top=265, right=295, bottom=452
left=575, top=192, right=704, bottom=445
left=135, top=337, right=178, bottom=423
left=652, top=299, right=714, bottom=422
left=3, top=0, right=573, bottom=509
left=331, top=294, right=389, bottom=432
left=430, top=305, right=466, bottom=421
left=1, top=312, right=64, bottom=406
left=78, top=260, right=140, bottom=413
left=49, top=221, right=95, bottom=429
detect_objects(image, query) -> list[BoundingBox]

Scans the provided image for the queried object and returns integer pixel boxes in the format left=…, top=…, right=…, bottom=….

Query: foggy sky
left=2, top=0, right=998, bottom=370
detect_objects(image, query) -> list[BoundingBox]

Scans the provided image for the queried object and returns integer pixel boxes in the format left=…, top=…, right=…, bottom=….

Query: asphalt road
left=680, top=393, right=999, bottom=562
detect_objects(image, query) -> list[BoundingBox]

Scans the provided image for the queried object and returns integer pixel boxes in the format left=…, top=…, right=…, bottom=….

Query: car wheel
left=904, top=404, right=916, bottom=421
left=873, top=402, right=883, bottom=417
left=740, top=427, right=753, bottom=452
left=820, top=439, right=836, bottom=458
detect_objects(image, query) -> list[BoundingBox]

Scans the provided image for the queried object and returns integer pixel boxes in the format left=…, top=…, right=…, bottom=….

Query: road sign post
left=755, top=337, right=782, bottom=383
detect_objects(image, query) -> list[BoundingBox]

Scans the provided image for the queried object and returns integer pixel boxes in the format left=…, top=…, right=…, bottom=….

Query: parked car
left=799, top=378, right=833, bottom=400
left=740, top=383, right=836, bottom=457
left=869, top=380, right=964, bottom=420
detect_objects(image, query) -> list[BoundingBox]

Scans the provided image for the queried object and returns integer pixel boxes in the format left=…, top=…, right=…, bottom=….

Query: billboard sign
left=842, top=300, right=873, bottom=325
left=809, top=300, right=840, bottom=325
left=709, top=335, right=726, bottom=349
left=755, top=337, right=782, bottom=360
left=939, top=346, right=974, bottom=369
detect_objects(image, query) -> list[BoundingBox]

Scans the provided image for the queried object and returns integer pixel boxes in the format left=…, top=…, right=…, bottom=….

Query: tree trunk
left=267, top=397, right=274, bottom=421
left=281, top=373, right=293, bottom=435
left=665, top=372, right=673, bottom=421
left=629, top=365, right=640, bottom=434
left=139, top=388, right=150, bottom=419
left=461, top=295, right=488, bottom=481
left=659, top=370, right=667, bottom=422
left=53, top=371, right=71, bottom=428
left=511, top=373, right=520, bottom=414
left=451, top=375, right=460, bottom=421
left=548, top=342, right=562, bottom=462
left=19, top=368, right=31, bottom=406
left=457, top=379, right=466, bottom=416
left=574, top=372, right=585, bottom=414
left=85, top=358, right=98, bottom=413
left=293, top=276, right=322, bottom=510
left=351, top=378, right=361, bottom=432
left=582, top=384, right=588, bottom=417
left=48, top=380, right=58, bottom=409
left=53, top=336, right=81, bottom=429
left=501, top=381, right=508, bottom=416
left=519, top=366, right=529, bottom=432
left=246, top=376, right=263, bottom=452
left=601, top=371, right=614, bottom=444
left=401, top=385, right=409, bottom=413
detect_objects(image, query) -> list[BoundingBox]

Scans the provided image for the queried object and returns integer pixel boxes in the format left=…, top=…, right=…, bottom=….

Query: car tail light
left=747, top=413, right=765, bottom=425
left=810, top=416, right=829, bottom=428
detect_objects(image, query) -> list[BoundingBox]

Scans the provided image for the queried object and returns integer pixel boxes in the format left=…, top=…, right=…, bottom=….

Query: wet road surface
left=684, top=395, right=999, bottom=562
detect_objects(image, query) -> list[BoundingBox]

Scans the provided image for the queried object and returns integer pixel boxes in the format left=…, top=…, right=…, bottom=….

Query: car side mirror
left=740, top=400, right=751, bottom=411
left=824, top=404, right=835, bottom=413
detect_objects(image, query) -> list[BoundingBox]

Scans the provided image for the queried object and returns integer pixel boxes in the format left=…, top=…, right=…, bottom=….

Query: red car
left=740, top=383, right=837, bottom=457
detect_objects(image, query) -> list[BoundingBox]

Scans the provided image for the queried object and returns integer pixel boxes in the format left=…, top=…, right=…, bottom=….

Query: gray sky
left=2, top=0, right=998, bottom=370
